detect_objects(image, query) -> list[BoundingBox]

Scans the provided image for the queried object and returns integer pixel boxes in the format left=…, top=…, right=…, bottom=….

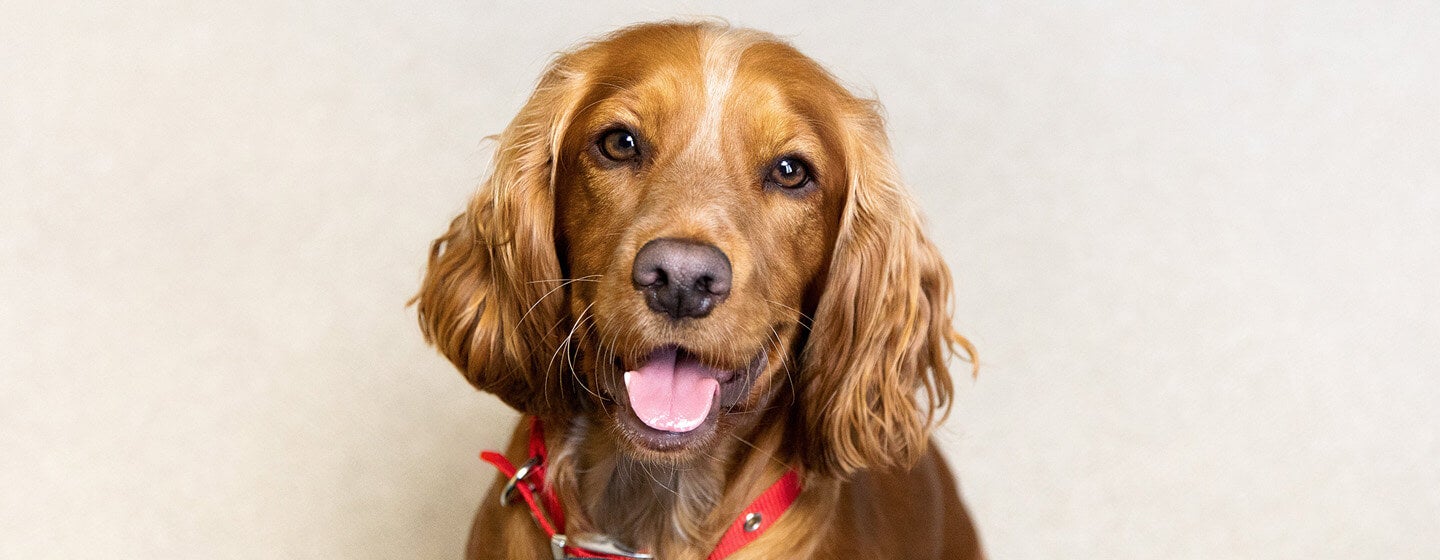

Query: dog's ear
left=415, top=60, right=589, bottom=416
left=800, top=102, right=976, bottom=476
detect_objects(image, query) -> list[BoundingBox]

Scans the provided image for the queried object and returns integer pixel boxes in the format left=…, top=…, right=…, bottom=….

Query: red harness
left=479, top=418, right=802, bottom=560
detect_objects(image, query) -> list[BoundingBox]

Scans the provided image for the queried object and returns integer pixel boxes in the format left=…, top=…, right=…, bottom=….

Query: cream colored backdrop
left=3, top=2, right=1437, bottom=558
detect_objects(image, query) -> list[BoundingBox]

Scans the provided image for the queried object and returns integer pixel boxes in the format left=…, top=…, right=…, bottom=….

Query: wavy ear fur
left=415, top=61, right=588, bottom=415
left=801, top=102, right=976, bottom=476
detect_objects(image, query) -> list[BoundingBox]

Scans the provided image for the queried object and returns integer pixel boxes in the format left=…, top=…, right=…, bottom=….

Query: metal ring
left=499, top=456, right=541, bottom=507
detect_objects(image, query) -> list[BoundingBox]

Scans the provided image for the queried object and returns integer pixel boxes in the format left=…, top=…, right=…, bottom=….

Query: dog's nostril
left=635, top=266, right=665, bottom=288
left=700, top=273, right=730, bottom=296
left=631, top=238, right=732, bottom=319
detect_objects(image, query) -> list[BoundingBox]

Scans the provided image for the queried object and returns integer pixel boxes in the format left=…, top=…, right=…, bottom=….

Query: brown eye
left=598, top=129, right=639, bottom=161
left=768, top=157, right=809, bottom=189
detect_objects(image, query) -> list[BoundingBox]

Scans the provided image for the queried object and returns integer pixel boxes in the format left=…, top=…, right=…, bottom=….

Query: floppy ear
left=800, top=102, right=976, bottom=476
left=415, top=61, right=588, bottom=415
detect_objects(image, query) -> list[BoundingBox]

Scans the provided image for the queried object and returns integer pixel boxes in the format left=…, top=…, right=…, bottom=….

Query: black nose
left=631, top=238, right=732, bottom=319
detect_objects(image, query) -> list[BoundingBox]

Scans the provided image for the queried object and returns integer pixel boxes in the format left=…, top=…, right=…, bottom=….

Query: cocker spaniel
left=417, top=21, right=983, bottom=560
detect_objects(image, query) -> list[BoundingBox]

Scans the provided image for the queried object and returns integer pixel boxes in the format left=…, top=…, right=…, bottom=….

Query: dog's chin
left=603, top=345, right=769, bottom=463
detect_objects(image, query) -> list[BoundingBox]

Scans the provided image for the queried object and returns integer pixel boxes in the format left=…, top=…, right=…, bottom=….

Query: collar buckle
left=554, top=533, right=654, bottom=559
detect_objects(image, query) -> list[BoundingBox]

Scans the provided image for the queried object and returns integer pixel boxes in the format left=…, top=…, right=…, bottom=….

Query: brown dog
left=417, top=21, right=983, bottom=559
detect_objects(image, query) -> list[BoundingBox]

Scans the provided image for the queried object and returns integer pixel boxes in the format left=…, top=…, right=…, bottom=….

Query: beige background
left=3, top=1, right=1437, bottom=558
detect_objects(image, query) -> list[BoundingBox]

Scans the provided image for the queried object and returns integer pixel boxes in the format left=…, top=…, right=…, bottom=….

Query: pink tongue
left=624, top=346, right=721, bottom=433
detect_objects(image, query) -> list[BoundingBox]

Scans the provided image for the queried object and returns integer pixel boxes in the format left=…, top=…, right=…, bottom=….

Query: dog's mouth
left=608, top=344, right=768, bottom=453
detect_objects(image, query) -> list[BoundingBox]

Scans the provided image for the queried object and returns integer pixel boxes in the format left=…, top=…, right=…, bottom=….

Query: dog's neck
left=546, top=410, right=794, bottom=558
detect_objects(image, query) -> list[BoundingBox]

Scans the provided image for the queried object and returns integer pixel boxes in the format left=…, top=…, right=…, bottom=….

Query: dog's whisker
left=516, top=274, right=603, bottom=328
left=725, top=432, right=787, bottom=470
left=565, top=305, right=604, bottom=401
left=544, top=301, right=600, bottom=401
left=762, top=298, right=814, bottom=330
left=573, top=317, right=598, bottom=391
left=526, top=275, right=602, bottom=285
left=764, top=323, right=801, bottom=408
left=636, top=457, right=680, bottom=497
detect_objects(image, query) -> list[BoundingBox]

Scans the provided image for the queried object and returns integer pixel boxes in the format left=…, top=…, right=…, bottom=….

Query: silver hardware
left=550, top=534, right=567, bottom=560
left=567, top=533, right=654, bottom=559
left=500, top=456, right=541, bottom=507
left=743, top=512, right=763, bottom=532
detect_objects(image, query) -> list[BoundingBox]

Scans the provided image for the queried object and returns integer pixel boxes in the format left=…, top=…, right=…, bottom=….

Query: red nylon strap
left=525, top=418, right=566, bottom=531
left=705, top=469, right=803, bottom=560
left=480, top=418, right=802, bottom=560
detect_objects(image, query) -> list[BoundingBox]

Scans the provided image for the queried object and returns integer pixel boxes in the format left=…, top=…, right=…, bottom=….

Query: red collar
left=479, top=417, right=803, bottom=560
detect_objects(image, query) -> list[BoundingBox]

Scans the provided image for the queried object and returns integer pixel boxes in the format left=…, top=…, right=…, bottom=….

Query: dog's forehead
left=578, top=31, right=762, bottom=117
left=574, top=28, right=839, bottom=162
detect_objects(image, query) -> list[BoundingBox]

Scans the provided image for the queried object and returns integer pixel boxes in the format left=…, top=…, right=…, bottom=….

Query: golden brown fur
left=417, top=22, right=983, bottom=559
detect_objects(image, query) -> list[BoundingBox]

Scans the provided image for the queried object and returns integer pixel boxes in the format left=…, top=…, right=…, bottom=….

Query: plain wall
left=3, top=1, right=1437, bottom=558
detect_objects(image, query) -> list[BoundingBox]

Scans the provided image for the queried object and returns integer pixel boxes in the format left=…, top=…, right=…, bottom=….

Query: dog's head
left=417, top=22, right=972, bottom=476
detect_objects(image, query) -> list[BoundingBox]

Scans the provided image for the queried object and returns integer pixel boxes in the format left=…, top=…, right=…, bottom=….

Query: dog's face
left=553, top=29, right=845, bottom=459
left=418, top=23, right=969, bottom=474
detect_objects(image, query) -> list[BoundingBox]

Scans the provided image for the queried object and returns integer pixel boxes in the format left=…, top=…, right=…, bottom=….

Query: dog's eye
left=598, top=129, right=639, bottom=161
left=768, top=157, right=809, bottom=189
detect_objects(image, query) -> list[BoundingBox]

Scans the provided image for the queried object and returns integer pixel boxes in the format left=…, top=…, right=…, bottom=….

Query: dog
left=416, top=22, right=983, bottom=560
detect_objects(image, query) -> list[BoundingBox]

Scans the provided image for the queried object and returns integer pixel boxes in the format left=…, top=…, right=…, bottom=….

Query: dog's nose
left=631, top=238, right=732, bottom=320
